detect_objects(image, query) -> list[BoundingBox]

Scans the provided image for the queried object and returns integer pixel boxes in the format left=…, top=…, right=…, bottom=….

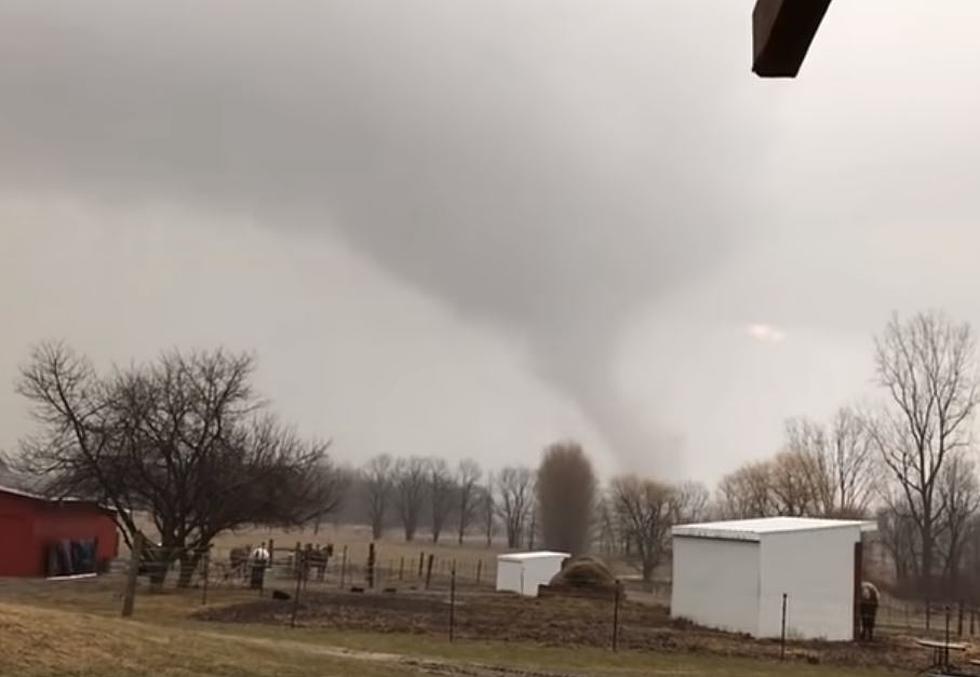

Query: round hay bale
left=548, top=556, right=617, bottom=592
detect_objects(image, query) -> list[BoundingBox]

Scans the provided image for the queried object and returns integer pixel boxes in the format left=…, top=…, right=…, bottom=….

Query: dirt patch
left=196, top=589, right=937, bottom=671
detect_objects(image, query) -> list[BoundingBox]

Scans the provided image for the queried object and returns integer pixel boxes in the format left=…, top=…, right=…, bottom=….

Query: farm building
left=0, top=483, right=119, bottom=577
left=496, top=551, right=570, bottom=597
left=670, top=517, right=875, bottom=641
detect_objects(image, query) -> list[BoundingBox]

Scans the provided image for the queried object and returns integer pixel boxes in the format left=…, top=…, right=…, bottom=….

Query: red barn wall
left=0, top=490, right=119, bottom=577
left=35, top=503, right=120, bottom=569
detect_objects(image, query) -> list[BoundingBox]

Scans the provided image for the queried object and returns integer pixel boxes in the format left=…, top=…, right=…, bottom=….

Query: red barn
left=0, top=484, right=119, bottom=577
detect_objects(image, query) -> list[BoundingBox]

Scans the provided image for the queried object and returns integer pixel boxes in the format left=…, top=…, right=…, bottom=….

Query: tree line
left=11, top=310, right=980, bottom=595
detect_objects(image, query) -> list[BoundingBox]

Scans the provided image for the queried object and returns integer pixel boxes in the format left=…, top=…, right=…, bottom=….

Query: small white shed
left=496, top=551, right=570, bottom=597
left=670, top=517, right=875, bottom=641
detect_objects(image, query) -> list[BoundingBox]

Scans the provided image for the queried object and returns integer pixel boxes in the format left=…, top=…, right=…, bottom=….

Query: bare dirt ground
left=196, top=588, right=934, bottom=672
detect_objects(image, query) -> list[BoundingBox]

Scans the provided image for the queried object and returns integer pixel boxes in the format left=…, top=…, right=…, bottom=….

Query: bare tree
left=481, top=474, right=495, bottom=547
left=876, top=498, right=919, bottom=585
left=670, top=481, right=710, bottom=524
left=783, top=409, right=877, bottom=517
left=870, top=311, right=980, bottom=589
left=715, top=461, right=774, bottom=519
left=936, top=453, right=980, bottom=588
left=393, top=456, right=428, bottom=541
left=16, top=342, right=337, bottom=587
left=536, top=441, right=596, bottom=555
left=456, top=459, right=482, bottom=545
left=825, top=407, right=878, bottom=517
left=362, top=454, right=394, bottom=540
left=609, top=475, right=674, bottom=581
left=497, top=465, right=535, bottom=548
left=428, top=457, right=455, bottom=543
left=596, top=496, right=622, bottom=556
left=769, top=450, right=824, bottom=516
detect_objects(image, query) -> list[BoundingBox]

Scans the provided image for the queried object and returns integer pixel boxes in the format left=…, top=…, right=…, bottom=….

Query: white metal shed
left=496, top=551, right=570, bottom=597
left=670, top=517, right=875, bottom=641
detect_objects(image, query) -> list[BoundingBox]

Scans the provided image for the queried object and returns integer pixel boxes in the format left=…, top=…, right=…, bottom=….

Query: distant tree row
left=16, top=310, right=980, bottom=596
left=357, top=453, right=534, bottom=548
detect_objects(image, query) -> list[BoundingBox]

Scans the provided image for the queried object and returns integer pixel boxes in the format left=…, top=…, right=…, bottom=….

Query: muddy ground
left=196, top=589, right=946, bottom=671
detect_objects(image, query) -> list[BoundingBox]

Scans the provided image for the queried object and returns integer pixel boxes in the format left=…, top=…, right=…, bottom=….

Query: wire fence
left=102, top=539, right=980, bottom=669
left=876, top=595, right=980, bottom=639
left=118, top=535, right=500, bottom=621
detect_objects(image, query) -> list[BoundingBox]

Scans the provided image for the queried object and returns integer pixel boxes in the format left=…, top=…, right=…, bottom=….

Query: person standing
left=249, top=542, right=271, bottom=590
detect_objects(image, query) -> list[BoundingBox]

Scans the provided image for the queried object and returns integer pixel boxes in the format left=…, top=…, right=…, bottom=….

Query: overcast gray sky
left=3, top=0, right=980, bottom=483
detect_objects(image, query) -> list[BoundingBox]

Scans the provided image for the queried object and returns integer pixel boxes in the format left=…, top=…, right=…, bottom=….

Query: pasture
left=0, top=566, right=914, bottom=677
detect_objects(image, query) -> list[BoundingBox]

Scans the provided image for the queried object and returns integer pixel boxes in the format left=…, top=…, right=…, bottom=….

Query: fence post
left=121, top=532, right=144, bottom=618
left=367, top=542, right=376, bottom=589
left=476, top=559, right=482, bottom=586
left=399, top=557, right=405, bottom=581
left=926, top=598, right=931, bottom=631
left=290, top=555, right=306, bottom=628
left=264, top=539, right=274, bottom=597
left=303, top=544, right=313, bottom=592
left=612, top=580, right=621, bottom=651
left=959, top=601, right=964, bottom=637
left=339, top=545, right=348, bottom=589
left=449, top=560, right=457, bottom=642
left=425, top=554, right=435, bottom=590
left=201, top=544, right=211, bottom=606
left=945, top=606, right=952, bottom=669
left=971, top=608, right=976, bottom=636
left=418, top=552, right=425, bottom=579
left=780, top=593, right=788, bottom=661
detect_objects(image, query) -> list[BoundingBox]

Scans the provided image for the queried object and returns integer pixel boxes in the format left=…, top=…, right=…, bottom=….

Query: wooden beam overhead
left=752, top=0, right=832, bottom=78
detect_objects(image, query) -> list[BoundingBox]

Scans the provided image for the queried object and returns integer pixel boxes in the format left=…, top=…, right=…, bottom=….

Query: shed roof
left=497, top=550, right=570, bottom=562
left=672, top=516, right=876, bottom=542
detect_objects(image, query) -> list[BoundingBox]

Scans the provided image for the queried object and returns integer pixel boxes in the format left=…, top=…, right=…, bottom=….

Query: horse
left=228, top=546, right=250, bottom=580
left=859, top=581, right=880, bottom=641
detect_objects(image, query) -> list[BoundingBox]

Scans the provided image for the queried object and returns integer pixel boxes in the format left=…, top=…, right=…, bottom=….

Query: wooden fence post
left=290, top=555, right=307, bottom=628
left=612, top=580, right=621, bottom=651
left=367, top=542, right=376, bottom=589
left=449, top=560, right=457, bottom=642
left=476, top=559, right=482, bottom=586
left=780, top=593, right=788, bottom=661
left=201, top=544, right=211, bottom=606
left=339, top=545, right=348, bottom=589
left=122, top=532, right=144, bottom=618
left=418, top=552, right=425, bottom=578
left=399, top=557, right=404, bottom=581
left=425, top=554, right=435, bottom=590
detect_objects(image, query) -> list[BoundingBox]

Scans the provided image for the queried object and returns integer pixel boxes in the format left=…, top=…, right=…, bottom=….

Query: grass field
left=0, top=574, right=907, bottom=676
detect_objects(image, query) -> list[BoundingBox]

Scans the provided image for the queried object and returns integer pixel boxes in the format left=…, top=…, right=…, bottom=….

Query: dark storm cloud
left=0, top=1, right=771, bottom=470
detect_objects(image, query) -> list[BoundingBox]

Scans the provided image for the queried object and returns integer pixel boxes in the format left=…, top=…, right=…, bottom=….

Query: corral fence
left=876, top=594, right=980, bottom=640
left=113, top=536, right=643, bottom=651
left=118, top=534, right=499, bottom=625
left=113, top=541, right=980, bottom=654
